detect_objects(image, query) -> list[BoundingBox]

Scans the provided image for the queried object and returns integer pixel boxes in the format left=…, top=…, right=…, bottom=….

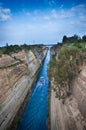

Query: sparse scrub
left=48, top=46, right=84, bottom=100
left=0, top=44, right=30, bottom=55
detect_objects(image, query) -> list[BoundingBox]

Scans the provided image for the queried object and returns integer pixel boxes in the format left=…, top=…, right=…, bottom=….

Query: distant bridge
left=44, top=44, right=57, bottom=46
left=29, top=44, right=57, bottom=46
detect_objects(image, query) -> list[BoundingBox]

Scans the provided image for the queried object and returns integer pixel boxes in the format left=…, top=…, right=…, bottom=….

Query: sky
left=0, top=0, right=86, bottom=46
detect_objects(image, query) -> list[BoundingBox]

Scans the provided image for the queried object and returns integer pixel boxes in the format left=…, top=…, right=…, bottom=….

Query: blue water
left=18, top=49, right=50, bottom=130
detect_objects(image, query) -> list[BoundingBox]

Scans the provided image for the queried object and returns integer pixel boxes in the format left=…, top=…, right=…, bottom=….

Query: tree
left=62, top=35, right=67, bottom=43
left=82, top=35, right=86, bottom=42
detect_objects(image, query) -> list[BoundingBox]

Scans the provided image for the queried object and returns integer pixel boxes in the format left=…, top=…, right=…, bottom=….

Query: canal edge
left=7, top=51, right=48, bottom=130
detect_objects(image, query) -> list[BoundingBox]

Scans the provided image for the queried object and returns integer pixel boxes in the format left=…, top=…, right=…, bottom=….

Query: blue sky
left=0, top=0, right=86, bottom=46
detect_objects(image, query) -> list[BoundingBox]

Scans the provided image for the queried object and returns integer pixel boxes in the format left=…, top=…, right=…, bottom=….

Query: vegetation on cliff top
left=62, top=34, right=86, bottom=51
left=0, top=44, right=45, bottom=55
left=0, top=44, right=30, bottom=55
left=48, top=35, right=86, bottom=101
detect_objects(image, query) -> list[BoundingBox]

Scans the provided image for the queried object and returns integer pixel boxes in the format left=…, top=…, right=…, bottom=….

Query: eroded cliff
left=50, top=66, right=86, bottom=130
left=0, top=45, right=47, bottom=130
left=49, top=45, right=86, bottom=130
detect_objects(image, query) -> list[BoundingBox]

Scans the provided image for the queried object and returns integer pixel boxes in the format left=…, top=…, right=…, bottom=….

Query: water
left=18, top=49, right=50, bottom=130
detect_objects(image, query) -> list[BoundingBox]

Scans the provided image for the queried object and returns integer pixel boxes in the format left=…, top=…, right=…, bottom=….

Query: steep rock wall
left=50, top=65, right=86, bottom=130
left=0, top=48, right=47, bottom=130
left=72, top=66, right=86, bottom=119
left=49, top=45, right=86, bottom=130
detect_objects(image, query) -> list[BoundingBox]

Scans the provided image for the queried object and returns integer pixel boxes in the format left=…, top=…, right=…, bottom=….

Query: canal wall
left=0, top=47, right=48, bottom=130
left=50, top=66, right=86, bottom=130
left=49, top=45, right=86, bottom=130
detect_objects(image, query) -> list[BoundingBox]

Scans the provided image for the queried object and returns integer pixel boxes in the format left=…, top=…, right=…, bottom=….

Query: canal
left=18, top=48, right=50, bottom=130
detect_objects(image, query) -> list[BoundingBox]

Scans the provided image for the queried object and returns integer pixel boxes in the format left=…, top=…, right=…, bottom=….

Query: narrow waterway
left=18, top=48, right=50, bottom=130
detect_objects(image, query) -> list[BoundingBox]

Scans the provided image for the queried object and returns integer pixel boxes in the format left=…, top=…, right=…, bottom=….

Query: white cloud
left=51, top=9, right=75, bottom=19
left=51, top=4, right=86, bottom=19
left=0, top=4, right=86, bottom=44
left=42, top=21, right=52, bottom=29
left=26, top=12, right=31, bottom=16
left=71, top=4, right=86, bottom=12
left=51, top=9, right=57, bottom=18
left=3, top=8, right=10, bottom=13
left=43, top=16, right=50, bottom=20
left=34, top=9, right=40, bottom=15
left=48, top=0, right=57, bottom=6
left=24, top=4, right=86, bottom=22
left=33, top=15, right=50, bottom=22
left=0, top=6, right=11, bottom=21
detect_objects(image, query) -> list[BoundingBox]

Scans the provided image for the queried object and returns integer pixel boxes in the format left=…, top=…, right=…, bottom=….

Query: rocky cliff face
left=49, top=46, right=86, bottom=130
left=72, top=66, right=86, bottom=119
left=50, top=66, right=86, bottom=130
left=0, top=46, right=47, bottom=130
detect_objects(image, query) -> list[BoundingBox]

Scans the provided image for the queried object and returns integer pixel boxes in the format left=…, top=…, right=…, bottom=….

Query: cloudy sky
left=0, top=0, right=86, bottom=46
